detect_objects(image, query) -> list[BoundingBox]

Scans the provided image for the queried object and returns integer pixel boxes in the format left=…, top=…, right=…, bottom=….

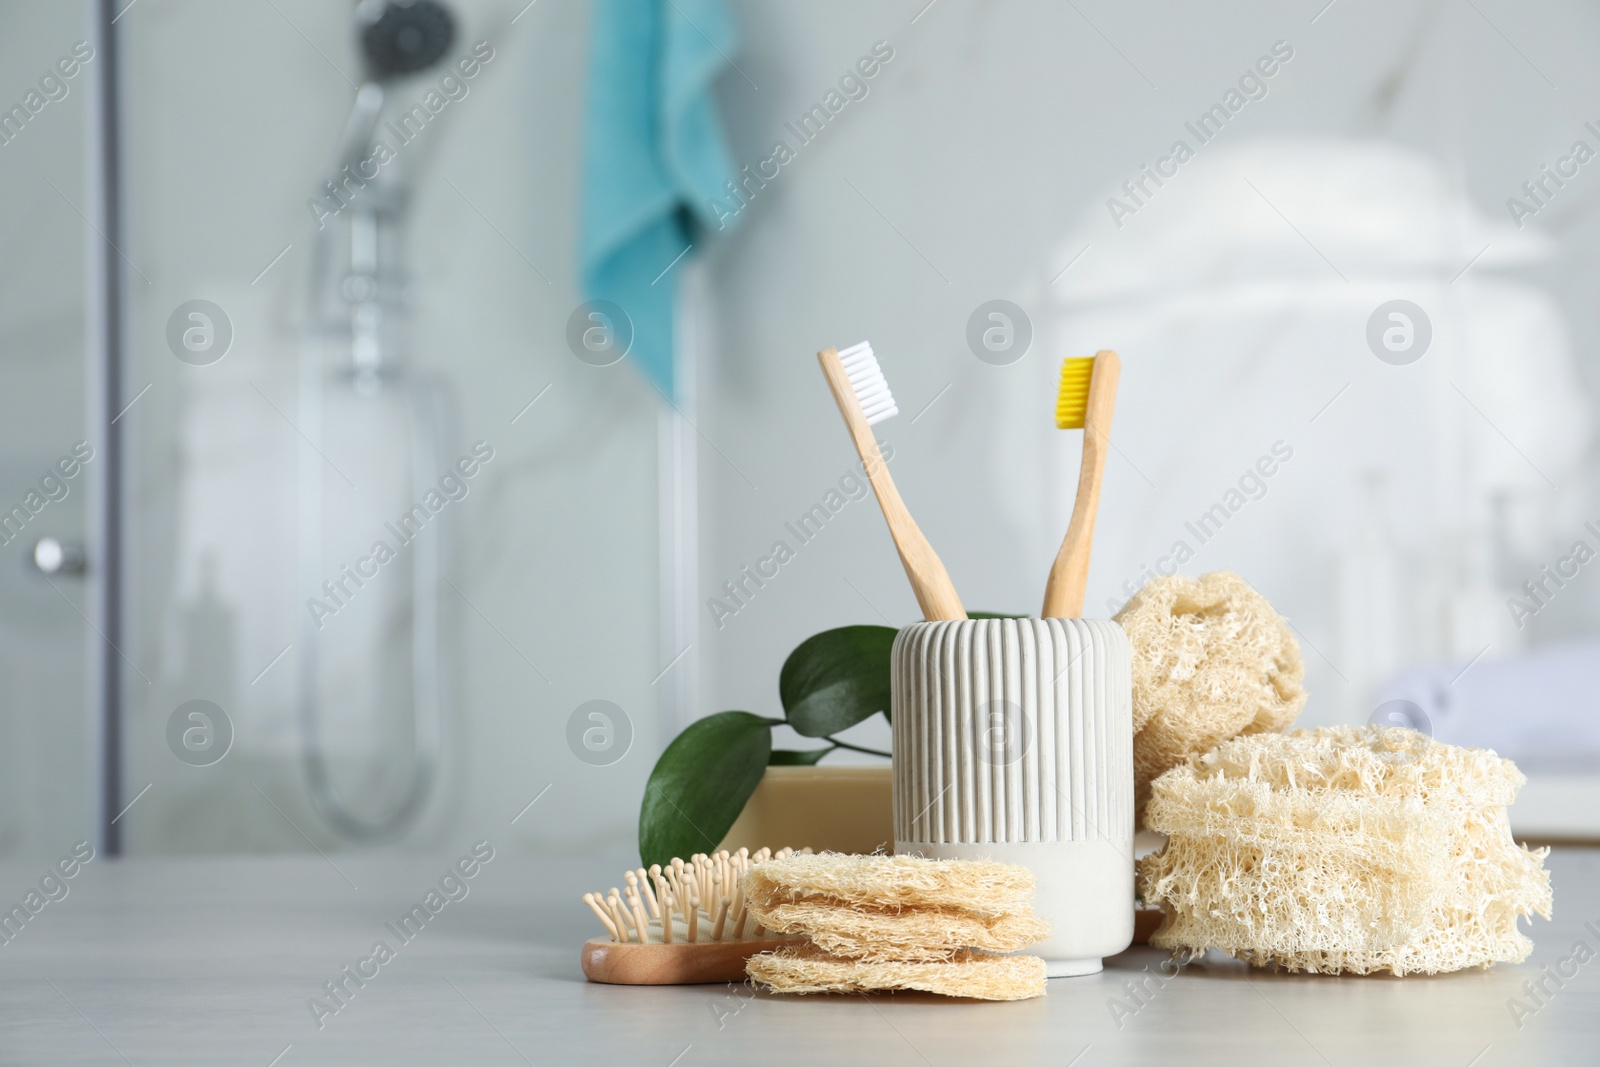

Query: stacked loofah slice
left=747, top=944, right=1046, bottom=1000
left=743, top=853, right=1050, bottom=1000
left=1138, top=725, right=1553, bottom=975
left=1114, top=571, right=1307, bottom=822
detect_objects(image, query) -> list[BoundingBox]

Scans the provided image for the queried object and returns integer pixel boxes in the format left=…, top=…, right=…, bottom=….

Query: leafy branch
left=636, top=616, right=1021, bottom=867
left=638, top=625, right=895, bottom=867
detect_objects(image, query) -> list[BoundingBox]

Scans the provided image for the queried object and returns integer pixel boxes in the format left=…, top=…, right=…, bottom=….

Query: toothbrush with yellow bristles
left=1041, top=350, right=1121, bottom=618
left=818, top=342, right=967, bottom=621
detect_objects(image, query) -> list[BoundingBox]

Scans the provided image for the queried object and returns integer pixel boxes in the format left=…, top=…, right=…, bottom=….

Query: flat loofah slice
left=744, top=853, right=1036, bottom=915
left=1114, top=571, right=1306, bottom=821
left=1138, top=726, right=1553, bottom=976
left=748, top=899, right=1051, bottom=962
left=747, top=944, right=1046, bottom=1000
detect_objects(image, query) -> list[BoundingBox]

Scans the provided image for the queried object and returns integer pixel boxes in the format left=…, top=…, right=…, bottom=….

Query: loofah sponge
left=1138, top=726, right=1552, bottom=976
left=1114, top=571, right=1306, bottom=820
left=742, top=853, right=1050, bottom=995
left=744, top=853, right=1037, bottom=915
left=748, top=899, right=1051, bottom=962
left=747, top=944, right=1046, bottom=1000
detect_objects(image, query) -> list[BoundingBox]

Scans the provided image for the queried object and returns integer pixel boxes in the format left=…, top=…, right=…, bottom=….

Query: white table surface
left=0, top=845, right=1594, bottom=1066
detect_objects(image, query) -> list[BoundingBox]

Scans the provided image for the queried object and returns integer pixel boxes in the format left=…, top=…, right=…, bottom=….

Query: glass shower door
left=0, top=1, right=95, bottom=858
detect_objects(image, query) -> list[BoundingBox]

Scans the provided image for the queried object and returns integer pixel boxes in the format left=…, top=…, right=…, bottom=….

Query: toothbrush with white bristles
left=817, top=343, right=966, bottom=621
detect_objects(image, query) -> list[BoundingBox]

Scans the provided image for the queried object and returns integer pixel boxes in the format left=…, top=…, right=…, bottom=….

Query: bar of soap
left=1138, top=725, right=1553, bottom=975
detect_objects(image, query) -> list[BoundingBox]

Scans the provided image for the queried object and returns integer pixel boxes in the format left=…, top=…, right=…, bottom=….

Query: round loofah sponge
left=743, top=853, right=1049, bottom=963
left=748, top=899, right=1051, bottom=963
left=744, top=853, right=1037, bottom=915
left=747, top=944, right=1046, bottom=1000
left=1138, top=726, right=1553, bottom=976
left=1114, top=571, right=1306, bottom=820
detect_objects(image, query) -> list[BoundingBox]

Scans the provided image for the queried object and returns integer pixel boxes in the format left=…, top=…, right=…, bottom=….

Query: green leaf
left=969, top=611, right=1029, bottom=619
left=638, top=711, right=775, bottom=868
left=780, top=625, right=898, bottom=737
left=769, top=746, right=835, bottom=766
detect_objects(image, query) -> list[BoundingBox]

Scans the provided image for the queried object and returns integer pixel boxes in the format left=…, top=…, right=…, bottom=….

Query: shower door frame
left=86, top=0, right=125, bottom=856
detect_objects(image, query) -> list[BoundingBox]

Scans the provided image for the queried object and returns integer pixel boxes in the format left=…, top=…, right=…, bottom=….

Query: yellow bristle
left=1055, top=357, right=1094, bottom=429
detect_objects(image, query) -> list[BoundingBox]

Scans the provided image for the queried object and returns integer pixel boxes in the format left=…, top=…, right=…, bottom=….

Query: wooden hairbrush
left=580, top=847, right=807, bottom=985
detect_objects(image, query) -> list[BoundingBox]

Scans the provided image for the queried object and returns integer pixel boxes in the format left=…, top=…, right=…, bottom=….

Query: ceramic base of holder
left=899, top=839, right=1134, bottom=971
left=1045, top=958, right=1103, bottom=978
left=892, top=618, right=1136, bottom=973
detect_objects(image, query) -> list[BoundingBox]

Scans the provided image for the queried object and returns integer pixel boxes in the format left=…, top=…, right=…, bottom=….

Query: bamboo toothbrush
left=817, top=343, right=966, bottom=621
left=580, top=848, right=807, bottom=985
left=1041, top=350, right=1121, bottom=618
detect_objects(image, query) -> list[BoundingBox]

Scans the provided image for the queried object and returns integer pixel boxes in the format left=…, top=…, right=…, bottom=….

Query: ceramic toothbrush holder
left=891, top=617, right=1134, bottom=977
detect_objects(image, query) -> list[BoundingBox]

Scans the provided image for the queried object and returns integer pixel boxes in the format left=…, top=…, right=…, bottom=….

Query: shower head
left=330, top=0, right=453, bottom=171
left=357, top=0, right=456, bottom=80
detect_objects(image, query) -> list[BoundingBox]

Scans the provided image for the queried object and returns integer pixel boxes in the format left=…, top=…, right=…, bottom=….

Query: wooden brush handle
left=1041, top=349, right=1120, bottom=619
left=581, top=936, right=801, bottom=985
left=817, top=348, right=966, bottom=622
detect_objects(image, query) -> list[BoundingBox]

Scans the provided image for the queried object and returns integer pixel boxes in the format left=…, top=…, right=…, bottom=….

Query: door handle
left=29, top=537, right=87, bottom=576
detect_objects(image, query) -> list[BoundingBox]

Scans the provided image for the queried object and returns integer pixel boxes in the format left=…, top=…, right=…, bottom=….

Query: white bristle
left=837, top=341, right=898, bottom=425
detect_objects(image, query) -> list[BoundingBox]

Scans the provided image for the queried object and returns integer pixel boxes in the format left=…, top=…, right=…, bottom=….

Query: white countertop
left=0, top=846, right=1594, bottom=1066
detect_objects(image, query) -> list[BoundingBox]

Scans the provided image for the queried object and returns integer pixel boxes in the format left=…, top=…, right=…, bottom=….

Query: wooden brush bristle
left=581, top=848, right=806, bottom=944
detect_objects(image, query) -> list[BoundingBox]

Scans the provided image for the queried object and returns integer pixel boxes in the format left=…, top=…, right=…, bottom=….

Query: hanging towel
left=580, top=0, right=741, bottom=399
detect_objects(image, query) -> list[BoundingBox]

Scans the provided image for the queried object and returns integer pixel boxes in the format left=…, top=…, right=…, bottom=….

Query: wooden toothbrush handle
left=1042, top=349, right=1120, bottom=619
left=817, top=348, right=966, bottom=621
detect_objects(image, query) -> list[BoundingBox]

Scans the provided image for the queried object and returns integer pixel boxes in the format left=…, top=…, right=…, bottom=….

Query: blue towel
left=580, top=0, right=740, bottom=399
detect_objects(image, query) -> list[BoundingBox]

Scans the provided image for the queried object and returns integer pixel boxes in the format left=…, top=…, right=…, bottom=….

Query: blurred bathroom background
left=3, top=0, right=1599, bottom=859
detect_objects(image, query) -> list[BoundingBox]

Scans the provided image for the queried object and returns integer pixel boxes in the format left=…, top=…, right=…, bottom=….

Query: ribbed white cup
left=891, top=618, right=1134, bottom=976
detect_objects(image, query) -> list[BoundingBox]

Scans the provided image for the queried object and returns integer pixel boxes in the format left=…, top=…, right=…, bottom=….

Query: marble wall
left=4, top=0, right=1600, bottom=856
